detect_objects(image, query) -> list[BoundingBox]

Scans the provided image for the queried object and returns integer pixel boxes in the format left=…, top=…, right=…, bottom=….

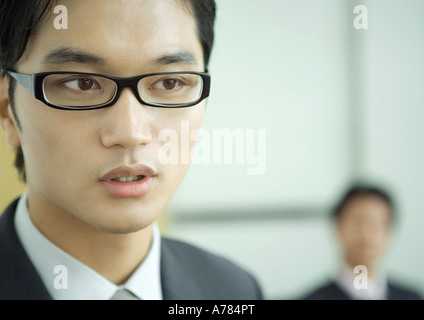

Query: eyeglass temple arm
left=8, top=72, right=35, bottom=94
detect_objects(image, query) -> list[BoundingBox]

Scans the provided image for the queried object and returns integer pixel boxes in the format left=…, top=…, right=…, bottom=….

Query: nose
left=100, top=88, right=153, bottom=149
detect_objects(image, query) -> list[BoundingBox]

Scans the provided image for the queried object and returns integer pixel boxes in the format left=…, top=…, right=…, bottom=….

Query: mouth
left=100, top=165, right=156, bottom=198
left=111, top=175, right=145, bottom=183
left=100, top=164, right=156, bottom=181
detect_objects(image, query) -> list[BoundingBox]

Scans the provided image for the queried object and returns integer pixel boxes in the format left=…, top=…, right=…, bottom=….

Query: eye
left=62, top=77, right=101, bottom=91
left=152, top=78, right=186, bottom=91
left=162, top=79, right=179, bottom=90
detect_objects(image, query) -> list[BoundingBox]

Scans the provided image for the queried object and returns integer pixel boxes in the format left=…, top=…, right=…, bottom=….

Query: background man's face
left=336, top=196, right=392, bottom=269
left=9, top=0, right=206, bottom=233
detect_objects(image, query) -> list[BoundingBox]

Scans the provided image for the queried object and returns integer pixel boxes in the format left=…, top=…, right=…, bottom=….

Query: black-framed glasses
left=8, top=71, right=211, bottom=110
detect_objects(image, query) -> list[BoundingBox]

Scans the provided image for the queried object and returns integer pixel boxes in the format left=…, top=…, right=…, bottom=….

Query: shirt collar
left=14, top=191, right=163, bottom=300
left=335, top=262, right=388, bottom=300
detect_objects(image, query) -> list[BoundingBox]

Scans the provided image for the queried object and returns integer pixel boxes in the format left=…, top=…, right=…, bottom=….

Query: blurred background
left=1, top=0, right=423, bottom=299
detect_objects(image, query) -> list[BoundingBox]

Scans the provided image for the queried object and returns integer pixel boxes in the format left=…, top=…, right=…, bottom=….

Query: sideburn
left=8, top=77, right=26, bottom=182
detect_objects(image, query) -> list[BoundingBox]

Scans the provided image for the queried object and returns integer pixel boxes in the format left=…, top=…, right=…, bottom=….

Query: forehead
left=19, top=0, right=203, bottom=74
left=341, top=195, right=392, bottom=222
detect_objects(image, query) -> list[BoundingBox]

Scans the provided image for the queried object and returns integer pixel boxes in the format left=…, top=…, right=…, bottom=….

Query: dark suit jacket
left=302, top=280, right=422, bottom=300
left=0, top=199, right=263, bottom=300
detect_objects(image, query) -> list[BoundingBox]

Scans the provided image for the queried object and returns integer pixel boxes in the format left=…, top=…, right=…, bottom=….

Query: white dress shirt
left=335, top=263, right=388, bottom=300
left=14, top=192, right=163, bottom=300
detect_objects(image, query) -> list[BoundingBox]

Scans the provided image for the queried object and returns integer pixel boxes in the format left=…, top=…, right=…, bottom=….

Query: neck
left=344, top=258, right=380, bottom=280
left=27, top=193, right=153, bottom=285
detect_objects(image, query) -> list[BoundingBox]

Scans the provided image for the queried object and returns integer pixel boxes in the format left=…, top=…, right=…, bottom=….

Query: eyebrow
left=41, top=46, right=198, bottom=69
left=155, top=51, right=198, bottom=66
left=42, top=47, right=107, bottom=66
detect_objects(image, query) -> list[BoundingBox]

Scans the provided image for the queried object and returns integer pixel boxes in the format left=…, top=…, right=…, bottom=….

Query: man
left=302, top=184, right=421, bottom=300
left=0, top=0, right=263, bottom=300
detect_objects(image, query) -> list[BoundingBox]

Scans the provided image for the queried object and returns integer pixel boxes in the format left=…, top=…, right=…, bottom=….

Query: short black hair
left=0, top=0, right=217, bottom=182
left=333, top=183, right=395, bottom=222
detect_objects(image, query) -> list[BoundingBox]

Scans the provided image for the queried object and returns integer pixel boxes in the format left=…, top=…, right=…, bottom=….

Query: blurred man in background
left=302, top=184, right=421, bottom=300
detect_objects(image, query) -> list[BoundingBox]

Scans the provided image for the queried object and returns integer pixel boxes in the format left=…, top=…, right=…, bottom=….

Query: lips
left=99, top=164, right=156, bottom=198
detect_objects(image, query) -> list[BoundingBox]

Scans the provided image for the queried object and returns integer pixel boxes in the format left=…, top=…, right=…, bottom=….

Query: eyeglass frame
left=7, top=70, right=211, bottom=110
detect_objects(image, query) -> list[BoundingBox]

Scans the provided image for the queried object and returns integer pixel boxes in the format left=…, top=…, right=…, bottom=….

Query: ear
left=0, top=75, right=21, bottom=148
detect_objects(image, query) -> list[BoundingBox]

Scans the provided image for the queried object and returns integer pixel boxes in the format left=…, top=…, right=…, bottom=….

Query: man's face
left=336, top=196, right=392, bottom=268
left=8, top=0, right=206, bottom=233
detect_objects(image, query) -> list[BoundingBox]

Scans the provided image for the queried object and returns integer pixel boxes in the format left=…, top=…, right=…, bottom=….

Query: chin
left=96, top=221, right=153, bottom=235
left=352, top=255, right=378, bottom=268
left=85, top=211, right=157, bottom=234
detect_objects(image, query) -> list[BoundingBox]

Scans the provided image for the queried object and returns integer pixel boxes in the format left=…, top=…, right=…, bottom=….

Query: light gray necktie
left=109, top=288, right=140, bottom=300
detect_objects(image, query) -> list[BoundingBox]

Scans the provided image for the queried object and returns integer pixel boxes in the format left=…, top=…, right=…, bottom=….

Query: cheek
left=16, top=91, right=93, bottom=186
left=374, top=232, right=390, bottom=249
left=154, top=104, right=205, bottom=181
left=338, top=225, right=358, bottom=247
left=155, top=102, right=205, bottom=151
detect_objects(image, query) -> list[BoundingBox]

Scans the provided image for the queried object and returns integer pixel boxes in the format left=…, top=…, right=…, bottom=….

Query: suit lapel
left=160, top=238, right=191, bottom=299
left=0, top=199, right=52, bottom=300
left=160, top=238, right=207, bottom=300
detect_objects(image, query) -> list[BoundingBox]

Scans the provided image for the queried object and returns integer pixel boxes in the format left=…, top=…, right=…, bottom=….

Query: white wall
left=358, top=0, right=424, bottom=295
left=164, top=0, right=424, bottom=299
left=168, top=0, right=352, bottom=213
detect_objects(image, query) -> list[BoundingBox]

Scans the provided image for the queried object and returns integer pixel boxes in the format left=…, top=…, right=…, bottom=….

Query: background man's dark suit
left=0, top=199, right=263, bottom=300
left=302, top=280, right=422, bottom=300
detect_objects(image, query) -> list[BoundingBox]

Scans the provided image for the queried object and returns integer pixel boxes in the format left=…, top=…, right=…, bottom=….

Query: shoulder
left=161, top=237, right=254, bottom=278
left=0, top=198, right=51, bottom=299
left=301, top=280, right=350, bottom=300
left=160, top=237, right=263, bottom=300
left=388, top=281, right=422, bottom=300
